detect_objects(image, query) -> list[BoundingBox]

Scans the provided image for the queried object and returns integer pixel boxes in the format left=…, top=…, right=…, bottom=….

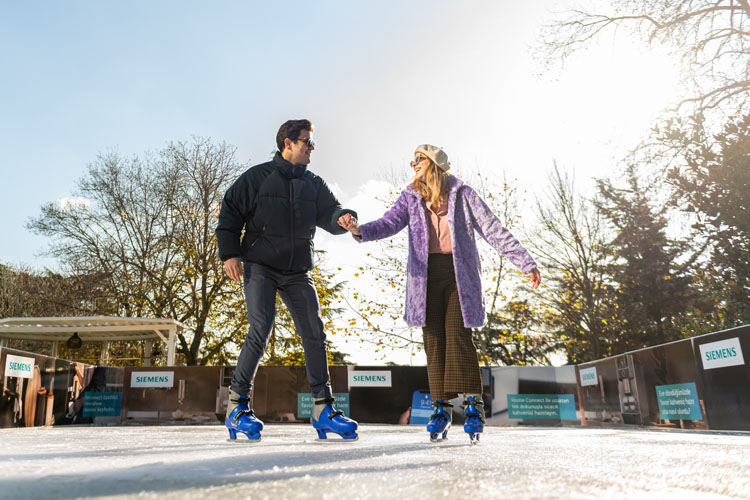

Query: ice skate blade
left=467, top=433, right=480, bottom=445
left=315, top=430, right=359, bottom=442
left=427, top=421, right=451, bottom=443
left=429, top=431, right=450, bottom=443
left=227, top=428, right=262, bottom=442
left=226, top=436, right=262, bottom=443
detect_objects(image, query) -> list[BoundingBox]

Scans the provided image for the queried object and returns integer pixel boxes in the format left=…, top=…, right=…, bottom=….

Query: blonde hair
left=413, top=160, right=450, bottom=206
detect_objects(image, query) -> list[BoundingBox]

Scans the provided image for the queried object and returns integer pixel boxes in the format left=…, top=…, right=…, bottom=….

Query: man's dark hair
left=276, top=119, right=314, bottom=152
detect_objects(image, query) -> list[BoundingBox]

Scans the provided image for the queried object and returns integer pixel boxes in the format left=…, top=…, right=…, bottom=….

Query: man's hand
left=337, top=213, right=361, bottom=236
left=224, top=257, right=242, bottom=283
left=528, top=268, right=541, bottom=289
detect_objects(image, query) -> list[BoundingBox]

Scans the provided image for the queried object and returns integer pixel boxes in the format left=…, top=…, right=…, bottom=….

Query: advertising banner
left=507, top=394, right=577, bottom=420
left=408, top=391, right=433, bottom=425
left=655, top=382, right=702, bottom=420
left=82, top=392, right=123, bottom=417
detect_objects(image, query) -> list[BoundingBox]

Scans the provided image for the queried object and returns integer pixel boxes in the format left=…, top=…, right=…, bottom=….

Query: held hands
left=337, top=213, right=361, bottom=236
left=528, top=268, right=541, bottom=289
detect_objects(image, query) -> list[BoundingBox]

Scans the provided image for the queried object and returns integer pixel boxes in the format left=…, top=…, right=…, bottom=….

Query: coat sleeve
left=465, top=186, right=537, bottom=273
left=357, top=191, right=410, bottom=242
left=316, top=177, right=357, bottom=235
left=215, top=175, right=253, bottom=262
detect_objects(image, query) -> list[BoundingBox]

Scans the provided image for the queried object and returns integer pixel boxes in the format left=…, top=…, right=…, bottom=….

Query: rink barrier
left=0, top=353, right=574, bottom=427
left=1, top=324, right=748, bottom=430
left=576, top=324, right=750, bottom=431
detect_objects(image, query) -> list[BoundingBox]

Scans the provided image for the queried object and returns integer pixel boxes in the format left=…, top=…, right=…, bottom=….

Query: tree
left=338, top=179, right=420, bottom=359
left=532, top=165, right=620, bottom=363
left=0, top=263, right=113, bottom=320
left=29, top=138, right=246, bottom=365
left=471, top=171, right=558, bottom=366
left=29, top=139, right=355, bottom=366
left=0, top=263, right=125, bottom=362
left=537, top=0, right=750, bottom=348
left=596, top=164, right=698, bottom=348
left=483, top=300, right=558, bottom=366
left=539, top=0, right=750, bottom=116
left=661, top=113, right=750, bottom=327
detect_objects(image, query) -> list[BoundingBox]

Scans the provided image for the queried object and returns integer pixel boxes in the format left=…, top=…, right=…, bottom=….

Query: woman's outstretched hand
left=337, top=213, right=362, bottom=236
left=528, top=268, right=541, bottom=289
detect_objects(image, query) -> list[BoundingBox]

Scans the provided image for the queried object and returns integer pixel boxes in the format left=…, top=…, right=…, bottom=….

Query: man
left=216, top=119, right=358, bottom=441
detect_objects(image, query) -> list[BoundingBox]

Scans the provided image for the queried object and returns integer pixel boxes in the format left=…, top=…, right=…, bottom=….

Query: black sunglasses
left=414, top=153, right=428, bottom=164
left=295, top=137, right=315, bottom=148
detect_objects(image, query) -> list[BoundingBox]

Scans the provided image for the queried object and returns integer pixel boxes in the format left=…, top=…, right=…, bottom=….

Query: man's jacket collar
left=273, top=151, right=308, bottom=179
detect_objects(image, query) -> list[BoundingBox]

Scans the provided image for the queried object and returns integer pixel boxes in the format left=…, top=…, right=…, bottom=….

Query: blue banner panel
left=408, top=391, right=433, bottom=425
left=507, top=394, right=576, bottom=420
left=655, top=382, right=702, bottom=420
left=297, top=393, right=350, bottom=418
left=82, top=392, right=122, bottom=417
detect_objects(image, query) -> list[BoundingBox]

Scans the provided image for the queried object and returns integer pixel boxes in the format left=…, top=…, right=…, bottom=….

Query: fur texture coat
left=356, top=175, right=537, bottom=328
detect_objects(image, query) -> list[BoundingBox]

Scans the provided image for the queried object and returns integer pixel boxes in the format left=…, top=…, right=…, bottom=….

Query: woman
left=338, top=144, right=540, bottom=444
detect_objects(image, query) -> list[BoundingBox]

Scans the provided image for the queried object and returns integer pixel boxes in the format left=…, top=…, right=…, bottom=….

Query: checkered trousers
left=422, top=253, right=483, bottom=401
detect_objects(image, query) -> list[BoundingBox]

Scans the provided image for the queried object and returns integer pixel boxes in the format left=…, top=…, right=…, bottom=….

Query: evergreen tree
left=596, top=165, right=696, bottom=348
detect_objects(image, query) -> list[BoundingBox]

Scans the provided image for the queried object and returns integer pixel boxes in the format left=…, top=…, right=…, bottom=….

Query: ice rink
left=2, top=424, right=750, bottom=500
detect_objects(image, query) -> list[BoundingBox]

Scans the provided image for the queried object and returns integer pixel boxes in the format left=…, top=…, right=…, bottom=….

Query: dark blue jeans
left=230, top=262, right=333, bottom=400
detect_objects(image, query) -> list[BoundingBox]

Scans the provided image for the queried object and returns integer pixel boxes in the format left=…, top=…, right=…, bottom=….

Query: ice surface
left=1, top=424, right=749, bottom=499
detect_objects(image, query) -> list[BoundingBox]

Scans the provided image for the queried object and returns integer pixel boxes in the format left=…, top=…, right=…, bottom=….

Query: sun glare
left=552, top=37, right=681, bottom=145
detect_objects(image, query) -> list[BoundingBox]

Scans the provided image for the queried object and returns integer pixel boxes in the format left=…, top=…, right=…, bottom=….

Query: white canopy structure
left=0, top=316, right=186, bottom=366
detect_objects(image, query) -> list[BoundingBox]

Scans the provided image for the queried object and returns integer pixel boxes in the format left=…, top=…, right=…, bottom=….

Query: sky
left=0, top=1, right=682, bottom=364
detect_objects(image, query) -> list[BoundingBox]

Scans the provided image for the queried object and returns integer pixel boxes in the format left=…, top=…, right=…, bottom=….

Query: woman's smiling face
left=411, top=153, right=429, bottom=180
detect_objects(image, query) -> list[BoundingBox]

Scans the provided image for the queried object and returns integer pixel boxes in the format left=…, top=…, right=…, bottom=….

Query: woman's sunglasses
left=414, top=153, right=427, bottom=164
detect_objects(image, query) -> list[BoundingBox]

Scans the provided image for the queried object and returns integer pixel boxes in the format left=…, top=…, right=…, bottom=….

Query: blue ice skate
left=312, top=398, right=358, bottom=441
left=426, top=401, right=452, bottom=442
left=463, top=395, right=485, bottom=445
left=225, top=394, right=263, bottom=442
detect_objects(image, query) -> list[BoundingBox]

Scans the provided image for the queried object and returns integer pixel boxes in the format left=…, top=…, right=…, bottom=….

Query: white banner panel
left=131, top=371, right=175, bottom=388
left=348, top=370, right=392, bottom=387
left=4, top=354, right=35, bottom=378
left=579, top=366, right=598, bottom=386
left=699, top=337, right=745, bottom=370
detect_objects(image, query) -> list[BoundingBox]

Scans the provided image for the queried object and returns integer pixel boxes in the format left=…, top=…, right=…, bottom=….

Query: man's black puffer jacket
left=216, top=152, right=356, bottom=273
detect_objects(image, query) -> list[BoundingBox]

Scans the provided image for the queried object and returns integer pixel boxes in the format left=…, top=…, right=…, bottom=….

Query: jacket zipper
left=287, top=180, right=295, bottom=270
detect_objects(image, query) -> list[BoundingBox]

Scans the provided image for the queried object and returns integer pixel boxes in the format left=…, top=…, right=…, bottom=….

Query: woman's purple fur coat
left=356, top=175, right=537, bottom=328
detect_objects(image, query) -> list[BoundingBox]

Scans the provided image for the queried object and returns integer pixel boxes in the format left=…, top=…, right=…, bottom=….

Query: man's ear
left=283, top=137, right=292, bottom=152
